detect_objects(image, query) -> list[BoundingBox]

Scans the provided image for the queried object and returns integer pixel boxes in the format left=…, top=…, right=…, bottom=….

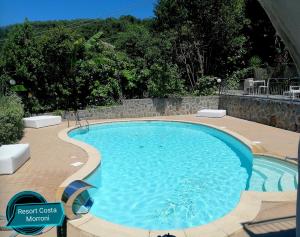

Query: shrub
left=52, top=109, right=64, bottom=117
left=226, top=67, right=254, bottom=90
left=0, top=94, right=24, bottom=145
left=249, top=55, right=262, bottom=67
left=193, top=76, right=218, bottom=96
left=147, top=63, right=184, bottom=98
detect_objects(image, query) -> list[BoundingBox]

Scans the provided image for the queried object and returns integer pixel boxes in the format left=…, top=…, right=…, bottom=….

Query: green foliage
left=147, top=63, right=184, bottom=97
left=154, top=0, right=249, bottom=82
left=1, top=23, right=86, bottom=112
left=226, top=67, right=254, bottom=90
left=113, top=24, right=151, bottom=58
left=0, top=1, right=290, bottom=112
left=113, top=22, right=185, bottom=98
left=193, top=76, right=218, bottom=96
left=24, top=96, right=47, bottom=115
left=249, top=55, right=262, bottom=67
left=0, top=74, right=12, bottom=95
left=52, top=109, right=64, bottom=117
left=76, top=33, right=124, bottom=105
left=89, top=78, right=121, bottom=105
left=0, top=94, right=24, bottom=145
left=38, top=27, right=85, bottom=110
left=0, top=21, right=41, bottom=97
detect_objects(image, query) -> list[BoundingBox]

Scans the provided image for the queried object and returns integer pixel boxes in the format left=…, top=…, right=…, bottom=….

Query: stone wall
left=66, top=96, right=219, bottom=120
left=219, top=95, right=300, bottom=132
left=62, top=95, right=300, bottom=132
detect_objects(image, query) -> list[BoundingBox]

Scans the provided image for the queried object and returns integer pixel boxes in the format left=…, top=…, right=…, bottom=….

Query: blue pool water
left=69, top=121, right=297, bottom=230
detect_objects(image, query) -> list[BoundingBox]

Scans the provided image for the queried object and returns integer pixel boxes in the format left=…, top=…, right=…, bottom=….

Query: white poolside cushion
left=0, top=144, right=30, bottom=174
left=196, top=109, right=226, bottom=118
left=23, top=115, right=62, bottom=128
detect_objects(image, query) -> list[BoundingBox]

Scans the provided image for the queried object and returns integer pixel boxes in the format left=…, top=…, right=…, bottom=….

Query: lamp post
left=9, top=79, right=16, bottom=86
left=1, top=79, right=16, bottom=96
left=217, top=78, right=222, bottom=96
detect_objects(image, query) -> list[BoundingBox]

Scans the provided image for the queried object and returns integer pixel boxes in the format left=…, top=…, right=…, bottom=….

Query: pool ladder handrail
left=66, top=110, right=89, bottom=131
left=74, top=111, right=90, bottom=131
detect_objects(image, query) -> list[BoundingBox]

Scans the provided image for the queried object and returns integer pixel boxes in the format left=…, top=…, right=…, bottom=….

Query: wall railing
left=221, top=77, right=300, bottom=101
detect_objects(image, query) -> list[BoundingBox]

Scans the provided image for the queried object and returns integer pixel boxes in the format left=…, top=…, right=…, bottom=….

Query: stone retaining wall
left=61, top=95, right=299, bottom=132
left=219, top=95, right=300, bottom=132
left=66, top=96, right=219, bottom=120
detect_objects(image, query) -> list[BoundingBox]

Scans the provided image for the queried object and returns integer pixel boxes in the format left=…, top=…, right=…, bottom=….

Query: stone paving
left=0, top=123, right=88, bottom=221
left=0, top=115, right=298, bottom=237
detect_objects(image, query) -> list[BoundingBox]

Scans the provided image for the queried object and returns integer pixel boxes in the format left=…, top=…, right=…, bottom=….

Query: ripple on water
left=69, top=121, right=252, bottom=230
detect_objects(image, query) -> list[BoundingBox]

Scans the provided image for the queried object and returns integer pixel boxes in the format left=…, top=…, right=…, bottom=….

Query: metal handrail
left=65, top=110, right=89, bottom=131
left=74, top=111, right=89, bottom=131
left=84, top=119, right=90, bottom=131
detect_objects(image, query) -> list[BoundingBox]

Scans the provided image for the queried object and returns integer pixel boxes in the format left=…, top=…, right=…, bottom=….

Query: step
left=279, top=173, right=297, bottom=191
left=252, top=162, right=285, bottom=178
left=252, top=165, right=282, bottom=192
left=248, top=169, right=267, bottom=192
left=254, top=158, right=298, bottom=190
left=254, top=158, right=297, bottom=175
left=294, top=175, right=299, bottom=189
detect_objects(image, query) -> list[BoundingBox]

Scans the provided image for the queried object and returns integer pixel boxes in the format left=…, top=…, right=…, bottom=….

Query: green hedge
left=0, top=94, right=24, bottom=145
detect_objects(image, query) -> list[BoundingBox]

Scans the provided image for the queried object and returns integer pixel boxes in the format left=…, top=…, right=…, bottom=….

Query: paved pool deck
left=0, top=115, right=298, bottom=237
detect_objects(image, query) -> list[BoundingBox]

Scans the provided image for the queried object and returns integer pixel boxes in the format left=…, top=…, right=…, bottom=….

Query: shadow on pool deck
left=157, top=234, right=177, bottom=237
left=241, top=227, right=295, bottom=237
left=230, top=201, right=296, bottom=237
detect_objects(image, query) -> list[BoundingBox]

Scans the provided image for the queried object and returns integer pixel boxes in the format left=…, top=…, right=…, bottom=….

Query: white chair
left=258, top=79, right=269, bottom=95
left=0, top=144, right=30, bottom=174
left=283, top=85, right=300, bottom=99
left=244, top=78, right=254, bottom=94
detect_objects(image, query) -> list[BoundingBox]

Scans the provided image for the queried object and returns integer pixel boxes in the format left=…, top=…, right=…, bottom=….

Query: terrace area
left=0, top=114, right=298, bottom=237
left=222, top=75, right=300, bottom=101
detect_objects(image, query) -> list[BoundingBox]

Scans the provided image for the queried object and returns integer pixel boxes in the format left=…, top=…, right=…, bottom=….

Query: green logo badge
left=6, top=191, right=65, bottom=235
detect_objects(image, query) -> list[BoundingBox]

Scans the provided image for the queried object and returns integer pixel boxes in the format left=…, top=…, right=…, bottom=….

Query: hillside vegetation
left=0, top=0, right=292, bottom=114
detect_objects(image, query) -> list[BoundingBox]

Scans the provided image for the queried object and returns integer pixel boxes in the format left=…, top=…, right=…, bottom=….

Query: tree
left=0, top=22, right=87, bottom=112
left=2, top=7, right=287, bottom=111
left=0, top=20, right=45, bottom=112
left=37, top=27, right=85, bottom=111
left=114, top=23, right=185, bottom=98
left=154, top=0, right=249, bottom=88
left=147, top=63, right=184, bottom=97
left=76, top=32, right=124, bottom=106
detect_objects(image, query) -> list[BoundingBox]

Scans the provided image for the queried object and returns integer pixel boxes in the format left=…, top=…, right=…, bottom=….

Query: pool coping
left=57, top=118, right=297, bottom=237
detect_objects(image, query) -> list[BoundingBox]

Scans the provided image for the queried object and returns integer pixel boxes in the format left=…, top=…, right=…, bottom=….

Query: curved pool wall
left=69, top=121, right=255, bottom=230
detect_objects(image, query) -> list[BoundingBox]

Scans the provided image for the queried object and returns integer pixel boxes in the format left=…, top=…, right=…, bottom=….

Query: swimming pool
left=68, top=121, right=297, bottom=230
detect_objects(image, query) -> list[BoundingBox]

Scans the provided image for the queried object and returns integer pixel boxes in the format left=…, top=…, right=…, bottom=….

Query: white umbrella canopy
left=258, top=0, right=300, bottom=73
left=257, top=1, right=300, bottom=237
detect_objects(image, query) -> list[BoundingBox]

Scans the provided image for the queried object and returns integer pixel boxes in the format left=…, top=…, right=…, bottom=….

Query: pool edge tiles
left=58, top=119, right=297, bottom=237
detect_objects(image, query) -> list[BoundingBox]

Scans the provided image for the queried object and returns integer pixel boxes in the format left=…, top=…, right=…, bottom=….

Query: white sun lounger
left=23, top=115, right=62, bottom=128
left=0, top=144, right=30, bottom=174
left=196, top=109, right=226, bottom=118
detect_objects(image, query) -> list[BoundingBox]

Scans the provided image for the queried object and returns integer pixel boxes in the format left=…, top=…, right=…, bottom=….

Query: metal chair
left=244, top=78, right=254, bottom=94
left=283, top=85, right=300, bottom=99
